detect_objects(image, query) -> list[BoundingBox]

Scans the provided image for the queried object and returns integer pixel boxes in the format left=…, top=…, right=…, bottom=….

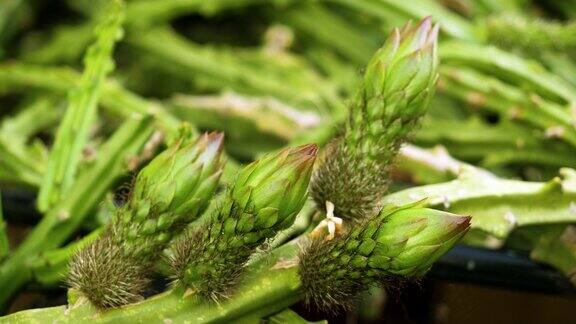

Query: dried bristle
left=298, top=237, right=369, bottom=312
left=310, top=140, right=389, bottom=221
left=170, top=224, right=246, bottom=302
left=68, top=235, right=149, bottom=309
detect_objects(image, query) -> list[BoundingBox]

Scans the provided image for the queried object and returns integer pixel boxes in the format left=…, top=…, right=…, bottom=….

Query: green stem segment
left=440, top=41, right=576, bottom=104
left=484, top=14, right=576, bottom=53
left=37, top=0, right=125, bottom=212
left=0, top=63, right=182, bottom=139
left=384, top=166, right=576, bottom=240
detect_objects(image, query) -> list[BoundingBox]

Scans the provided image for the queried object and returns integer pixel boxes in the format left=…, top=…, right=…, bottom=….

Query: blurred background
left=2, top=0, right=576, bottom=322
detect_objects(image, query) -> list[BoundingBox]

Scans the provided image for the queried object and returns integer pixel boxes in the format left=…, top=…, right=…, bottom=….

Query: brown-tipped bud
left=172, top=144, right=317, bottom=300
left=117, top=132, right=225, bottom=260
left=69, top=132, right=226, bottom=308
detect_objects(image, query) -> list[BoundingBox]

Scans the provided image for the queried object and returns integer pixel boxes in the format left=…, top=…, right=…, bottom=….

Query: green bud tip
left=130, top=131, right=225, bottom=215
left=364, top=16, right=438, bottom=99
left=233, top=143, right=318, bottom=214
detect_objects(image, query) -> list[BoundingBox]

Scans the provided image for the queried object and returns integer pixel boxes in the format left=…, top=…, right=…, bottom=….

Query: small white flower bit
left=310, top=201, right=343, bottom=241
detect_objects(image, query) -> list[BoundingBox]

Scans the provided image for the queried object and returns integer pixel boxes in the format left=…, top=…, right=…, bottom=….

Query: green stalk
left=304, top=47, right=359, bottom=93
left=415, top=117, right=576, bottom=169
left=540, top=52, right=576, bottom=88
left=281, top=3, right=376, bottom=64
left=396, top=144, right=474, bottom=184
left=23, top=23, right=95, bottom=64
left=125, top=0, right=292, bottom=27
left=170, top=92, right=322, bottom=141
left=0, top=96, right=62, bottom=141
left=37, top=0, right=125, bottom=212
left=0, top=140, right=44, bottom=187
left=0, top=63, right=78, bottom=93
left=127, top=26, right=338, bottom=111
left=439, top=66, right=576, bottom=149
left=473, top=0, right=527, bottom=15
left=102, top=80, right=183, bottom=141
left=528, top=225, right=576, bottom=284
left=440, top=41, right=576, bottom=104
left=23, top=1, right=302, bottom=65
left=0, top=116, right=154, bottom=309
left=69, top=0, right=296, bottom=22
left=0, top=97, right=62, bottom=186
left=328, top=0, right=476, bottom=41
left=484, top=14, right=576, bottom=53
left=0, top=63, right=182, bottom=139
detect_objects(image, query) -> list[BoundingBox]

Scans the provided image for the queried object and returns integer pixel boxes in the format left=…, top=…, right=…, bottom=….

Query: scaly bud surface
left=311, top=18, right=439, bottom=221
left=115, top=132, right=225, bottom=259
left=172, top=144, right=317, bottom=301
left=299, top=203, right=470, bottom=311
left=69, top=132, right=225, bottom=309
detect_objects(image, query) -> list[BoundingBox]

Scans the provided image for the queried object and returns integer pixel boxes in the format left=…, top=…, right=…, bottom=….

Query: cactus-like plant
left=171, top=144, right=317, bottom=300
left=10, top=2, right=574, bottom=319
left=311, top=17, right=440, bottom=221
left=299, top=203, right=471, bottom=310
left=68, top=132, right=225, bottom=308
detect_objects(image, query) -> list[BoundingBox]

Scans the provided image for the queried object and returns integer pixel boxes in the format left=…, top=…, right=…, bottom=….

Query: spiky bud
left=114, top=132, right=225, bottom=259
left=311, top=18, right=439, bottom=221
left=68, top=236, right=148, bottom=309
left=171, top=144, right=317, bottom=301
left=68, top=132, right=225, bottom=309
left=299, top=203, right=470, bottom=311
